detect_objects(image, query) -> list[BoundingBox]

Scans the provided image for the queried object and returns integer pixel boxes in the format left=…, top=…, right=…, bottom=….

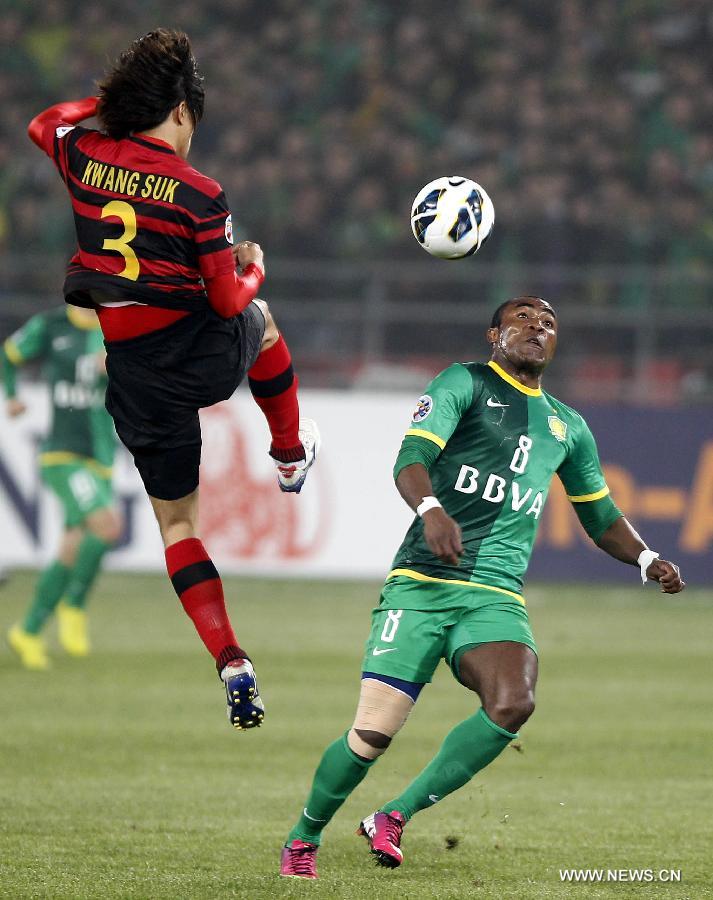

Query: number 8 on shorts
left=380, top=609, right=403, bottom=643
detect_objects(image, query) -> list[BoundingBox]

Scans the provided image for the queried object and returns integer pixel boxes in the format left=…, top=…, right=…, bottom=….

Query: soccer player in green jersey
left=3, top=306, right=122, bottom=669
left=280, top=296, right=685, bottom=879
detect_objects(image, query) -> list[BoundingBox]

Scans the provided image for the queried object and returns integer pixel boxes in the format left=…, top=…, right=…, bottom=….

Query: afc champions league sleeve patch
left=224, top=214, right=233, bottom=245
left=548, top=415, right=568, bottom=442
left=412, top=394, right=434, bottom=423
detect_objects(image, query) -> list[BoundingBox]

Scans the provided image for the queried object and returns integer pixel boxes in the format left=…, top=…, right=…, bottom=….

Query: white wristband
left=417, top=496, right=442, bottom=517
left=637, top=549, right=659, bottom=584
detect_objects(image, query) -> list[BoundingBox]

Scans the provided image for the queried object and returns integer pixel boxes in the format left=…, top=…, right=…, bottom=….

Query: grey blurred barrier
left=1, top=255, right=712, bottom=402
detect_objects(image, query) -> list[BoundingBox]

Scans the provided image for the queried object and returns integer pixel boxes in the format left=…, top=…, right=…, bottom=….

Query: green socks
left=287, top=732, right=376, bottom=845
left=22, top=533, right=110, bottom=634
left=381, top=708, right=517, bottom=821
left=64, top=533, right=111, bottom=610
left=23, top=561, right=72, bottom=634
left=286, top=710, right=517, bottom=845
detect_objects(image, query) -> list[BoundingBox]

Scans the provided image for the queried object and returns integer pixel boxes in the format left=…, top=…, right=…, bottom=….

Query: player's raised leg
left=153, top=489, right=264, bottom=730
left=361, top=641, right=537, bottom=867
left=58, top=504, right=122, bottom=657
left=247, top=299, right=319, bottom=494
left=280, top=676, right=418, bottom=878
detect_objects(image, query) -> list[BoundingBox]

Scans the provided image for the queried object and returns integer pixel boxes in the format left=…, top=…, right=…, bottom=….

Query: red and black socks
left=248, top=335, right=304, bottom=464
left=164, top=538, right=247, bottom=673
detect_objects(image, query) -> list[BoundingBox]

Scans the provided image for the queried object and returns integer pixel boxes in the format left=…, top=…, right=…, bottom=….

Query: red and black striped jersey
left=36, top=118, right=236, bottom=311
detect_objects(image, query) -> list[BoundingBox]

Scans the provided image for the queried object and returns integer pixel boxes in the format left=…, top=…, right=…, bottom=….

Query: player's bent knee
left=355, top=728, right=392, bottom=750
left=58, top=528, right=83, bottom=566
left=485, top=691, right=536, bottom=732
left=88, top=509, right=122, bottom=544
left=254, top=298, right=279, bottom=350
left=347, top=677, right=415, bottom=759
left=348, top=728, right=391, bottom=760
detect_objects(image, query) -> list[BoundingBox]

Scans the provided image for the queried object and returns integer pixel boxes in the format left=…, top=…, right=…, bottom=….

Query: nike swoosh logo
left=428, top=794, right=439, bottom=803
left=372, top=647, right=397, bottom=655
left=486, top=397, right=509, bottom=408
left=303, top=808, right=328, bottom=822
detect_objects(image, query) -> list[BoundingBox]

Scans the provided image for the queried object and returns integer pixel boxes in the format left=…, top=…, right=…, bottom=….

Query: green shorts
left=41, top=462, right=114, bottom=528
left=362, top=576, right=537, bottom=684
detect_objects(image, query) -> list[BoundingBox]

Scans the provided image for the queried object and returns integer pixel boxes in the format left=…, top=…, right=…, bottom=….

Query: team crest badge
left=412, top=394, right=433, bottom=423
left=548, top=415, right=567, bottom=442
left=55, top=125, right=76, bottom=139
left=224, top=214, right=233, bottom=244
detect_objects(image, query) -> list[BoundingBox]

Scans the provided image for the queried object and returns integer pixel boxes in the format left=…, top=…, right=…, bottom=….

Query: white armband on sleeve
left=417, top=496, right=442, bottom=517
left=637, top=549, right=659, bottom=584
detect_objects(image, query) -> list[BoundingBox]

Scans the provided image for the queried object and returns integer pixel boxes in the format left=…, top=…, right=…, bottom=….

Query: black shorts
left=105, top=303, right=265, bottom=500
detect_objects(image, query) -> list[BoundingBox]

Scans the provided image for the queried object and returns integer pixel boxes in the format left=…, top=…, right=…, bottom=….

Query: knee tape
left=347, top=678, right=415, bottom=760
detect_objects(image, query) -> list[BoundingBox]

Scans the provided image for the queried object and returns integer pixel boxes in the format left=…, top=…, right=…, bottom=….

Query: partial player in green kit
left=280, top=296, right=685, bottom=880
left=2, top=306, right=122, bottom=669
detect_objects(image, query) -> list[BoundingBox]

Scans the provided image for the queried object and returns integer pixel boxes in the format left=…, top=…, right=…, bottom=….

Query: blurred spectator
left=1, top=0, right=712, bottom=309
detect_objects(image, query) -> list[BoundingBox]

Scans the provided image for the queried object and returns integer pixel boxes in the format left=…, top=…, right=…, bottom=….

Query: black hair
left=490, top=296, right=553, bottom=328
left=97, top=29, right=204, bottom=139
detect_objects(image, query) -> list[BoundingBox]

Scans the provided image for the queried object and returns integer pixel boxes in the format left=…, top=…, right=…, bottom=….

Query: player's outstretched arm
left=28, top=97, right=98, bottom=152
left=595, top=516, right=685, bottom=593
left=396, top=463, right=463, bottom=565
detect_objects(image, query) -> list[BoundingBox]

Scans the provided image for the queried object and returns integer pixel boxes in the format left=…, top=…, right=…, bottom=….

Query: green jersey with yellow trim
left=391, top=360, right=621, bottom=597
left=3, top=307, right=116, bottom=470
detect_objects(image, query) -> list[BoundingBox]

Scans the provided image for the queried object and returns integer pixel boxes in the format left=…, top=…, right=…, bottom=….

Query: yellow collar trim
left=67, top=307, right=100, bottom=331
left=487, top=360, right=542, bottom=396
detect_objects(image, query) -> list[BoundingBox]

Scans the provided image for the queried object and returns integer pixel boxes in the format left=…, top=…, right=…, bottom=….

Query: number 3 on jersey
left=101, top=200, right=139, bottom=281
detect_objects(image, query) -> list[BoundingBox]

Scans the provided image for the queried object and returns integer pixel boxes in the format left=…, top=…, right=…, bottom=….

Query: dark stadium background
left=3, top=1, right=713, bottom=393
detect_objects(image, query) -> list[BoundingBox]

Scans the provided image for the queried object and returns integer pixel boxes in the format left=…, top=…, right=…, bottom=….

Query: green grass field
left=0, top=571, right=711, bottom=899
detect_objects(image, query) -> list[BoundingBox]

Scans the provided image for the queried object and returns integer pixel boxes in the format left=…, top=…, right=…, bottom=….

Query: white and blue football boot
left=221, top=659, right=265, bottom=730
left=275, top=418, right=321, bottom=494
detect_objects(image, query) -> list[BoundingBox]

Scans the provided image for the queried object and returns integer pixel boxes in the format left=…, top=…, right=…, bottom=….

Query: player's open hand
left=6, top=398, right=26, bottom=418
left=646, top=558, right=685, bottom=593
left=233, top=240, right=264, bottom=275
left=422, top=507, right=463, bottom=566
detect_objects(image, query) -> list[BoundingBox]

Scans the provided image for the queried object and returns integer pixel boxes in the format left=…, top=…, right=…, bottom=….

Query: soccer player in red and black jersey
left=28, top=29, right=320, bottom=730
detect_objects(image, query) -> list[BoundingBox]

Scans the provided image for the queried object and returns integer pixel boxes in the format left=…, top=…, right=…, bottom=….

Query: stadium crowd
left=1, top=0, right=713, bottom=309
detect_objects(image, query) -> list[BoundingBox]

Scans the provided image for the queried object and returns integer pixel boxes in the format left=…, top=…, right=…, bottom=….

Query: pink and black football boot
left=357, top=810, right=406, bottom=868
left=279, top=839, right=319, bottom=879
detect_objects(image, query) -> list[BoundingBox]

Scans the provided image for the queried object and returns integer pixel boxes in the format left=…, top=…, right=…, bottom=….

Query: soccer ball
left=410, top=176, right=495, bottom=258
